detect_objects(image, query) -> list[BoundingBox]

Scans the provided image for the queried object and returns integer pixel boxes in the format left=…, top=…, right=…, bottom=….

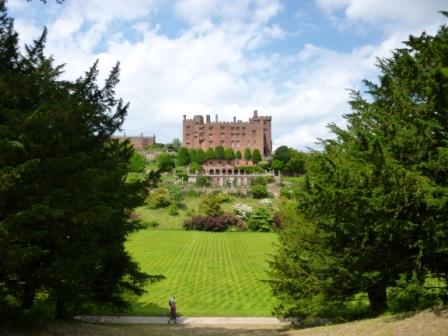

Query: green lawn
left=125, top=230, right=277, bottom=316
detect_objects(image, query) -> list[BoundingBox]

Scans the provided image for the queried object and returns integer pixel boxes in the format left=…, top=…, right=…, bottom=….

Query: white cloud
left=315, top=0, right=446, bottom=31
left=8, top=0, right=447, bottom=150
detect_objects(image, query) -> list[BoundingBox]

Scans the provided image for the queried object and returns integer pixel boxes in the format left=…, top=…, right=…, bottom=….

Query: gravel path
left=75, top=315, right=287, bottom=325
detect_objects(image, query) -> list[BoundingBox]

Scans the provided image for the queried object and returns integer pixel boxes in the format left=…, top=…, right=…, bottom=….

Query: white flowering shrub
left=233, top=203, right=253, bottom=221
left=259, top=198, right=272, bottom=207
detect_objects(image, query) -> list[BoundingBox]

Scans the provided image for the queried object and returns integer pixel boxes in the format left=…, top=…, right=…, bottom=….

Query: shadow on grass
left=1, top=322, right=291, bottom=336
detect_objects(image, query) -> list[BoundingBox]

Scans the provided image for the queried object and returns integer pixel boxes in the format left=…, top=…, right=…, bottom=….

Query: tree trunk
left=21, top=286, right=36, bottom=309
left=367, top=280, right=388, bottom=315
left=55, top=296, right=65, bottom=319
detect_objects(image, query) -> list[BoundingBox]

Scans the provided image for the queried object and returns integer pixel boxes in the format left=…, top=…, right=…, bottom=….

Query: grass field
left=124, top=230, right=277, bottom=316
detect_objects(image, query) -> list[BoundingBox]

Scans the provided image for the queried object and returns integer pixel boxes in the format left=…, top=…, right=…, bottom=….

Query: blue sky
left=7, top=0, right=447, bottom=149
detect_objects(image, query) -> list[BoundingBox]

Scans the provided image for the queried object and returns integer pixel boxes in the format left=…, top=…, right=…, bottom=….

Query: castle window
left=252, top=130, right=256, bottom=136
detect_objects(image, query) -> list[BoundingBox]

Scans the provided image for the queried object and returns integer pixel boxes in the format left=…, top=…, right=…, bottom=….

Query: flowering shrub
left=233, top=203, right=253, bottom=221
left=258, top=198, right=272, bottom=207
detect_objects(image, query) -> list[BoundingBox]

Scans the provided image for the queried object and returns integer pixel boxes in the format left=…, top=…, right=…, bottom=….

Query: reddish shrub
left=183, top=213, right=243, bottom=232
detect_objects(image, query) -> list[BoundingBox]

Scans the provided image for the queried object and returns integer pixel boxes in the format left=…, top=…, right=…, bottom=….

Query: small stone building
left=113, top=133, right=156, bottom=150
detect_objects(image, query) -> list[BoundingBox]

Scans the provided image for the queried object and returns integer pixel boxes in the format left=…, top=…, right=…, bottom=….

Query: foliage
left=168, top=204, right=179, bottom=216
left=236, top=150, right=242, bottom=159
left=189, top=161, right=201, bottom=173
left=195, top=175, right=210, bottom=187
left=252, top=149, right=262, bottom=164
left=176, top=147, right=190, bottom=166
left=171, top=138, right=182, bottom=151
left=167, top=185, right=184, bottom=204
left=233, top=203, right=254, bottom=221
left=283, top=151, right=305, bottom=176
left=0, top=5, right=154, bottom=318
left=247, top=207, right=273, bottom=232
left=270, top=19, right=448, bottom=318
left=215, top=146, right=225, bottom=159
left=156, top=153, right=175, bottom=172
left=244, top=148, right=252, bottom=161
left=146, top=188, right=171, bottom=209
left=183, top=213, right=243, bottom=232
left=258, top=198, right=272, bottom=207
left=206, top=147, right=215, bottom=160
left=199, top=194, right=223, bottom=217
left=224, top=147, right=235, bottom=160
left=251, top=184, right=268, bottom=199
left=252, top=176, right=268, bottom=186
left=195, top=149, right=206, bottom=164
left=271, top=159, right=283, bottom=172
left=235, top=165, right=264, bottom=174
left=128, top=151, right=147, bottom=172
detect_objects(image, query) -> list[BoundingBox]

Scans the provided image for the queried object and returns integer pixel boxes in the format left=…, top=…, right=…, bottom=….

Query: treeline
left=177, top=146, right=262, bottom=166
left=271, top=146, right=307, bottom=176
left=0, top=4, right=160, bottom=319
left=270, top=15, right=448, bottom=320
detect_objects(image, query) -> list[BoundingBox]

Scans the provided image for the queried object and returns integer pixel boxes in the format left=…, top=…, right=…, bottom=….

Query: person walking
left=168, top=296, right=177, bottom=324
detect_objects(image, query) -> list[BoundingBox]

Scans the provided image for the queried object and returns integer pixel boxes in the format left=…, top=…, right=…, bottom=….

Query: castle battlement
left=182, top=110, right=272, bottom=158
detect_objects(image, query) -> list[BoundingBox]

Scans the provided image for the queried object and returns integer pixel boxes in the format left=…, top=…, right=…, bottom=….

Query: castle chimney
left=206, top=115, right=210, bottom=123
left=183, top=115, right=186, bottom=121
left=215, top=114, right=218, bottom=122
left=233, top=116, right=236, bottom=122
left=253, top=110, right=258, bottom=117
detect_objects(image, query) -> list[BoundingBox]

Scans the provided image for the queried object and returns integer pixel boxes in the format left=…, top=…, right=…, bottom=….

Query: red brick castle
left=182, top=110, right=272, bottom=158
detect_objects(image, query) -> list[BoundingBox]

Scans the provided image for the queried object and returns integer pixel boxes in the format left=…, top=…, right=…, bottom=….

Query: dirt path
left=75, top=315, right=287, bottom=325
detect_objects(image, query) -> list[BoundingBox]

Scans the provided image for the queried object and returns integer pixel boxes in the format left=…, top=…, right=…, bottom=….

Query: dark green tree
left=283, top=152, right=305, bottom=175
left=206, top=147, right=215, bottom=160
left=0, top=3, right=161, bottom=318
left=224, top=147, right=235, bottom=160
left=270, top=16, right=448, bottom=317
left=215, top=146, right=225, bottom=159
left=272, top=145, right=291, bottom=165
left=176, top=147, right=190, bottom=166
left=271, top=159, right=283, bottom=172
left=196, top=148, right=206, bottom=164
left=235, top=150, right=242, bottom=159
left=188, top=148, right=197, bottom=163
left=252, top=149, right=262, bottom=164
left=156, top=153, right=175, bottom=172
left=129, top=151, right=147, bottom=172
left=243, top=148, right=252, bottom=161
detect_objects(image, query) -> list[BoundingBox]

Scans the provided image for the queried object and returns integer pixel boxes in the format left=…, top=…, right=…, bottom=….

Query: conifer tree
left=270, top=14, right=448, bottom=317
left=0, top=3, right=159, bottom=318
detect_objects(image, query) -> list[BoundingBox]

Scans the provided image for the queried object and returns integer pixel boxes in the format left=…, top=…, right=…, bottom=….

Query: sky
left=7, top=0, right=447, bottom=150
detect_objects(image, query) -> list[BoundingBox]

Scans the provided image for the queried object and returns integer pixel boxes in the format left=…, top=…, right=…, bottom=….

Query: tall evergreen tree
left=0, top=4, right=159, bottom=318
left=270, top=15, right=448, bottom=317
